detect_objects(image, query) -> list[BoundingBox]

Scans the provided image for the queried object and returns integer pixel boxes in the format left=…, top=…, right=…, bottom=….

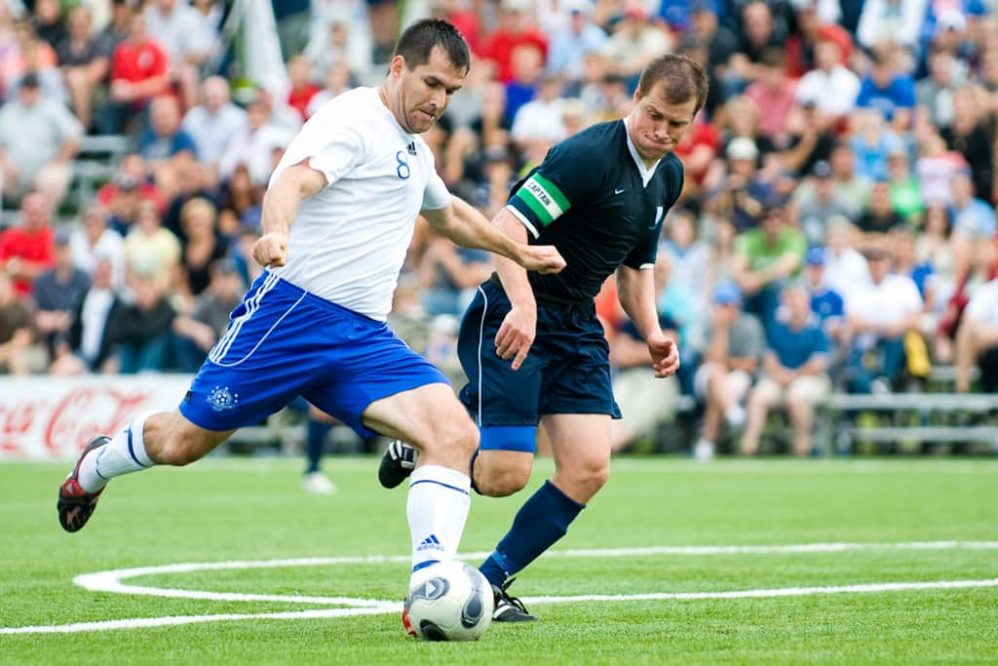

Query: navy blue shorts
left=457, top=278, right=620, bottom=429
left=180, top=272, right=449, bottom=437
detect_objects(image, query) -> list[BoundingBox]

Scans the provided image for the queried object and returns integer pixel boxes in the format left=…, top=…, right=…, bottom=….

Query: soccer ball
left=403, top=560, right=494, bottom=641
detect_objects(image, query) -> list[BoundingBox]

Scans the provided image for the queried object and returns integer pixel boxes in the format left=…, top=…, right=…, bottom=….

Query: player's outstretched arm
left=253, top=162, right=327, bottom=268
left=617, top=265, right=679, bottom=378
left=421, top=197, right=565, bottom=275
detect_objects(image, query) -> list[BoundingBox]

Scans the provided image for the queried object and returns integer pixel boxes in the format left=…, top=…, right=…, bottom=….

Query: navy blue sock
left=479, top=480, right=584, bottom=587
left=305, top=418, right=331, bottom=474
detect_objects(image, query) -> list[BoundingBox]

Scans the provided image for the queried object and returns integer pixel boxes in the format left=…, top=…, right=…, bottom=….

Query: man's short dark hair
left=760, top=47, right=786, bottom=69
left=20, top=72, right=40, bottom=89
left=637, top=54, right=709, bottom=115
left=394, top=19, right=470, bottom=74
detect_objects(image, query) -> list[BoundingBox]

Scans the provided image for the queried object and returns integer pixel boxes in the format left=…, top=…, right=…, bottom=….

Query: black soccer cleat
left=57, top=436, right=111, bottom=533
left=492, top=578, right=537, bottom=622
left=378, top=439, right=418, bottom=489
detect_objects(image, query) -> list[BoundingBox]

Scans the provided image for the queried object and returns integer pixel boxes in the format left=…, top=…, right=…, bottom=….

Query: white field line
left=4, top=541, right=998, bottom=635
left=73, top=540, right=998, bottom=603
left=5, top=578, right=998, bottom=635
left=526, top=578, right=998, bottom=604
left=0, top=607, right=396, bottom=635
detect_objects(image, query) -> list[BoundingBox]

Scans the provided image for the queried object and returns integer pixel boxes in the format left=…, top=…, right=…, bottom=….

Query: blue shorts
left=180, top=272, right=449, bottom=437
left=457, top=278, right=620, bottom=443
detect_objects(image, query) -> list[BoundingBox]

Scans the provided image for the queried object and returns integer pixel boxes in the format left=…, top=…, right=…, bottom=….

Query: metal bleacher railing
left=70, top=134, right=130, bottom=214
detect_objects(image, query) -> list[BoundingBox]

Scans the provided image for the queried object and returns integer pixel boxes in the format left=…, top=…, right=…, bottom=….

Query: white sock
left=407, top=465, right=471, bottom=572
left=78, top=414, right=154, bottom=493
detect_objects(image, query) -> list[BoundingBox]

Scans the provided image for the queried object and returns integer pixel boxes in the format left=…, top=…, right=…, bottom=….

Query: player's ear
left=388, top=54, right=407, bottom=79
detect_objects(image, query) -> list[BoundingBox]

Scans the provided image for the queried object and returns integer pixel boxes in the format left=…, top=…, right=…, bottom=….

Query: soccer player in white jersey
left=57, top=19, right=565, bottom=589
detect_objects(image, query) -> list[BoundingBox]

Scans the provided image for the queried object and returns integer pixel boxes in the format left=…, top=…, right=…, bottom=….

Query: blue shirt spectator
left=767, top=313, right=830, bottom=370
left=546, top=7, right=608, bottom=81
left=856, top=74, right=915, bottom=122
left=909, top=263, right=934, bottom=298
left=139, top=127, right=198, bottom=162
left=139, top=97, right=198, bottom=162
left=658, top=0, right=723, bottom=31
left=851, top=126, right=905, bottom=182
left=803, top=246, right=848, bottom=345
left=740, top=284, right=832, bottom=456
left=658, top=275, right=697, bottom=349
left=950, top=173, right=996, bottom=240
left=811, top=288, right=844, bottom=327
left=504, top=82, right=536, bottom=126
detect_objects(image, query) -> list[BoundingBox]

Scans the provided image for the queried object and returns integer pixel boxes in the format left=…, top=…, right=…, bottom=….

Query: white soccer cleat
left=302, top=471, right=336, bottom=495
left=693, top=438, right=715, bottom=462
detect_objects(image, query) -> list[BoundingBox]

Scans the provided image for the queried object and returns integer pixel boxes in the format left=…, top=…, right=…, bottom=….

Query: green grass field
left=3, top=457, right=998, bottom=664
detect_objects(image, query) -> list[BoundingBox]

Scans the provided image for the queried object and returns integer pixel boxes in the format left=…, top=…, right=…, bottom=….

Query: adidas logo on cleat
left=416, top=534, right=444, bottom=552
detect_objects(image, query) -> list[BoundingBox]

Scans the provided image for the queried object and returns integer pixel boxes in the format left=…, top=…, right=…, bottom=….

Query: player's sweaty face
left=399, top=46, right=465, bottom=133
left=629, top=83, right=698, bottom=161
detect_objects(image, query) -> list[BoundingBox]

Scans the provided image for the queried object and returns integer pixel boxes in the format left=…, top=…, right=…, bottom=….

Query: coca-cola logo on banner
left=0, top=382, right=171, bottom=458
left=44, top=387, right=151, bottom=455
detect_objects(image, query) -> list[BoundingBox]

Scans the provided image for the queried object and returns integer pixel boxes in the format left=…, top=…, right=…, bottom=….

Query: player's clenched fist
left=647, top=332, right=680, bottom=378
left=517, top=244, right=566, bottom=275
left=253, top=232, right=288, bottom=267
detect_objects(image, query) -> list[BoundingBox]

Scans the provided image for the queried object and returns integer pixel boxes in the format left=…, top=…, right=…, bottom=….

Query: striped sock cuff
left=127, top=413, right=154, bottom=468
left=409, top=465, right=471, bottom=495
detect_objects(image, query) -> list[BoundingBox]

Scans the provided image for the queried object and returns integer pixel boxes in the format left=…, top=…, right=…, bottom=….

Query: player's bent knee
left=416, top=415, right=478, bottom=471
left=578, top=461, right=610, bottom=493
left=475, top=464, right=531, bottom=497
left=474, top=447, right=533, bottom=497
left=426, top=418, right=478, bottom=457
left=558, top=458, right=610, bottom=498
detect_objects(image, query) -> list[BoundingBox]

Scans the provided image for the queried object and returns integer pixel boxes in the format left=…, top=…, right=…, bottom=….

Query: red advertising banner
left=0, top=376, right=193, bottom=460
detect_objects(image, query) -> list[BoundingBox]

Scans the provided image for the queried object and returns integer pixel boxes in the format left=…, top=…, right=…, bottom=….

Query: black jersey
left=506, top=120, right=684, bottom=304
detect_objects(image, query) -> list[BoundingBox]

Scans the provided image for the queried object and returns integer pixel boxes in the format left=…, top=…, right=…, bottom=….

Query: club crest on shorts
left=207, top=386, right=239, bottom=412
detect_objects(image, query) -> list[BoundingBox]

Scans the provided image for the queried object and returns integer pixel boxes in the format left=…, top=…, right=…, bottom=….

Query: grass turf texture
left=2, top=458, right=997, bottom=664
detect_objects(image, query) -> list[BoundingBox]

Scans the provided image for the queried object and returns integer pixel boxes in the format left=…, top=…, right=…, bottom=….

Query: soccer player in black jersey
left=381, top=54, right=708, bottom=621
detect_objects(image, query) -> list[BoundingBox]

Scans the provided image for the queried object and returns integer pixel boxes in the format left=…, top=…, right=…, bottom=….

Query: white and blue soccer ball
left=404, top=560, right=494, bottom=641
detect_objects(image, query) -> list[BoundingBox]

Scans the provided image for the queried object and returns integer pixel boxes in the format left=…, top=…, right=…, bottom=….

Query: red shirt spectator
left=788, top=23, right=852, bottom=79
left=674, top=118, right=720, bottom=189
left=432, top=3, right=481, bottom=54
left=287, top=83, right=320, bottom=122
left=286, top=54, right=320, bottom=122
left=97, top=154, right=167, bottom=213
left=98, top=178, right=166, bottom=212
left=0, top=193, right=55, bottom=297
left=111, top=40, right=168, bottom=89
left=480, top=1, right=548, bottom=83
left=109, top=14, right=170, bottom=106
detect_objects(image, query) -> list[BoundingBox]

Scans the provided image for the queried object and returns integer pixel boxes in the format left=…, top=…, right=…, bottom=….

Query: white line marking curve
left=3, top=541, right=997, bottom=635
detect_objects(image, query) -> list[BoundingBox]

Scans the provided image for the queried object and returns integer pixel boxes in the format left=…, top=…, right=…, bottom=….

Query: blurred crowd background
left=0, top=0, right=996, bottom=456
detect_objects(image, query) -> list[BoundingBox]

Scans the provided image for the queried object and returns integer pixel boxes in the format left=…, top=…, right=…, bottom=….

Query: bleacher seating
left=68, top=135, right=130, bottom=214
left=822, top=392, right=998, bottom=455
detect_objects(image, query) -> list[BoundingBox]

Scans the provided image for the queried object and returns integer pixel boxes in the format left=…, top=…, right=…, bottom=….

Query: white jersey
left=268, top=87, right=451, bottom=321
left=845, top=273, right=922, bottom=351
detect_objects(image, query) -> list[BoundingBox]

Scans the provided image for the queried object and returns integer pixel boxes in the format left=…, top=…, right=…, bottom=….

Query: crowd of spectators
left=0, top=0, right=996, bottom=457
